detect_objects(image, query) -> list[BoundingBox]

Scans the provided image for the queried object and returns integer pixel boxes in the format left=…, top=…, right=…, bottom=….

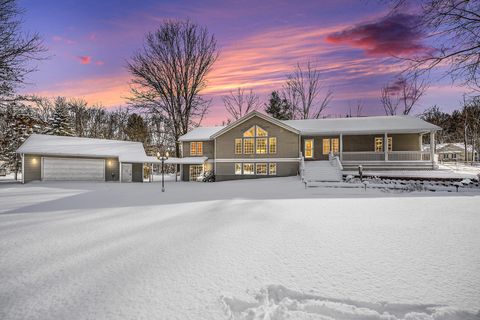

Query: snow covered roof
left=179, top=126, right=224, bottom=141
left=17, top=134, right=150, bottom=163
left=424, top=143, right=476, bottom=153
left=283, top=115, right=440, bottom=135
left=178, top=115, right=440, bottom=141
left=165, top=157, right=208, bottom=164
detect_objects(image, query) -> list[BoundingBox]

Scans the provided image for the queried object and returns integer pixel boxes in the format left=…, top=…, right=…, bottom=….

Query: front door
left=121, top=163, right=132, bottom=182
left=189, top=164, right=203, bottom=181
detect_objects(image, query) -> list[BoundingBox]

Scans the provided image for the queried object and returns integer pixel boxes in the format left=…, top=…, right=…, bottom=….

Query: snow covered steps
left=303, top=160, right=342, bottom=183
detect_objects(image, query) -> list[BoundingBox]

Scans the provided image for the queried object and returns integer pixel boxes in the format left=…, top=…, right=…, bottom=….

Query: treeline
left=421, top=96, right=480, bottom=161
left=0, top=97, right=174, bottom=176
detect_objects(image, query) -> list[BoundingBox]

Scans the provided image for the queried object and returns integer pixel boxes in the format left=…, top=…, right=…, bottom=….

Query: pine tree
left=0, top=103, right=43, bottom=179
left=124, top=113, right=149, bottom=144
left=44, top=97, right=74, bottom=136
left=264, top=91, right=294, bottom=120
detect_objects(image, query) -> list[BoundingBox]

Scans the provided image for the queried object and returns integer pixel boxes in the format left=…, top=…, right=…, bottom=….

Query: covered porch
left=303, top=130, right=438, bottom=170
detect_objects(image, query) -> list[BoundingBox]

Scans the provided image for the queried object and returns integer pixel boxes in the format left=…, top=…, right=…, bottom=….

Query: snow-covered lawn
left=0, top=177, right=479, bottom=320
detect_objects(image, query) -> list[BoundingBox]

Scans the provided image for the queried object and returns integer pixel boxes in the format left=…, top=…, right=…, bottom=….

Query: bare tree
left=387, top=0, right=480, bottom=91
left=380, top=74, right=428, bottom=115
left=127, top=20, right=218, bottom=156
left=0, top=0, right=45, bottom=103
left=222, top=87, right=260, bottom=121
left=283, top=61, right=333, bottom=119
left=347, top=100, right=364, bottom=117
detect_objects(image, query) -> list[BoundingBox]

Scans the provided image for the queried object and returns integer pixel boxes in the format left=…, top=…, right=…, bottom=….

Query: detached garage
left=17, top=134, right=153, bottom=183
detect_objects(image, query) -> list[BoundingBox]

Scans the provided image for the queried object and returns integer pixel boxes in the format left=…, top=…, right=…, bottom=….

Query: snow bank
left=222, top=285, right=478, bottom=320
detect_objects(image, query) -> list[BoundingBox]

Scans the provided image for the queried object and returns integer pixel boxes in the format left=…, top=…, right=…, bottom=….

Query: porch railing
left=342, top=151, right=431, bottom=162
left=388, top=151, right=431, bottom=161
left=342, top=152, right=384, bottom=161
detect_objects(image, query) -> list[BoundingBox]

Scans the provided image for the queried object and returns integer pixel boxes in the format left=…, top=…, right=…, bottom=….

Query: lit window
left=235, top=139, right=242, bottom=154
left=189, top=165, right=203, bottom=181
left=387, top=137, right=393, bottom=152
left=375, top=137, right=383, bottom=152
left=331, top=138, right=339, bottom=153
left=256, top=126, right=268, bottom=137
left=256, top=163, right=267, bottom=175
left=190, top=142, right=203, bottom=156
left=322, top=139, right=331, bottom=155
left=305, top=139, right=314, bottom=158
left=235, top=163, right=242, bottom=175
left=269, top=137, right=277, bottom=154
left=243, top=127, right=255, bottom=137
left=269, top=163, right=277, bottom=175
left=244, top=138, right=254, bottom=154
left=256, top=138, right=267, bottom=154
left=243, top=163, right=254, bottom=175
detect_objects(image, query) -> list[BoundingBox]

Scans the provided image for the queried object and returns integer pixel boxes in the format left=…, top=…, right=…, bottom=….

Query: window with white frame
left=256, top=138, right=267, bottom=154
left=256, top=163, right=267, bottom=175
left=235, top=139, right=242, bottom=154
left=244, top=138, right=254, bottom=154
left=190, top=142, right=203, bottom=156
left=235, top=163, right=242, bottom=175
left=269, top=137, right=277, bottom=154
left=387, top=137, right=393, bottom=152
left=243, top=163, right=254, bottom=175
left=374, top=137, right=383, bottom=152
left=269, top=163, right=277, bottom=175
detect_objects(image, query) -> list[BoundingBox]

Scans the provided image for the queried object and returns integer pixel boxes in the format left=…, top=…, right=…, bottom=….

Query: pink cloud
left=78, top=56, right=91, bottom=64
left=325, top=13, right=428, bottom=57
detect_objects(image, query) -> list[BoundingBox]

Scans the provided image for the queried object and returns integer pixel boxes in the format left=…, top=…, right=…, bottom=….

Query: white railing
left=342, top=151, right=431, bottom=162
left=388, top=151, right=431, bottom=161
left=342, top=152, right=384, bottom=161
left=299, top=154, right=305, bottom=182
left=329, top=153, right=343, bottom=170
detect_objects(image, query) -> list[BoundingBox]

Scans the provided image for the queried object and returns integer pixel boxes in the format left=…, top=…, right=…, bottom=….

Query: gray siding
left=132, top=163, right=143, bottom=182
left=23, top=154, right=41, bottom=182
left=301, top=135, right=339, bottom=161
left=215, top=115, right=299, bottom=159
left=105, top=158, right=119, bottom=181
left=182, top=141, right=214, bottom=158
left=215, top=162, right=298, bottom=181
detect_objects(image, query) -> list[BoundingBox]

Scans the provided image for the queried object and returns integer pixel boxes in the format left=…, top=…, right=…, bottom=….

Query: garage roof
left=17, top=134, right=151, bottom=163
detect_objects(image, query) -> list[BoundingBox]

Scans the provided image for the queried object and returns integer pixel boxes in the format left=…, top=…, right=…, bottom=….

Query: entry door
left=189, top=165, right=203, bottom=181
left=121, top=163, right=132, bottom=182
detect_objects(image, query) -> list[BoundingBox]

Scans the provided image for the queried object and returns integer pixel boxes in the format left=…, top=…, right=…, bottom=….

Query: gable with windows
left=236, top=125, right=277, bottom=155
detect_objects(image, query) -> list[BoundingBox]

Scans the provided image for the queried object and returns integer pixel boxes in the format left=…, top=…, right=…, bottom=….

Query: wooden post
left=339, top=134, right=343, bottom=161
left=384, top=132, right=388, bottom=161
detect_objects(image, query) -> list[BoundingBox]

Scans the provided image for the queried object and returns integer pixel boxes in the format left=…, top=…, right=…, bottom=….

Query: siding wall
left=23, top=154, right=41, bottom=182
left=181, top=141, right=214, bottom=158
left=215, top=161, right=298, bottom=181
left=301, top=135, right=339, bottom=161
left=215, top=116, right=299, bottom=159
left=105, top=158, right=119, bottom=181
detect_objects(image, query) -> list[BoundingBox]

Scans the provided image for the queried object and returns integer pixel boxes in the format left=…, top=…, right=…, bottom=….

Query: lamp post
left=156, top=151, right=169, bottom=192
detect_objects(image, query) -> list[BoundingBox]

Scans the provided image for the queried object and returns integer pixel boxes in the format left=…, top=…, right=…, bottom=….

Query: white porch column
left=430, top=131, right=435, bottom=164
left=119, top=161, right=122, bottom=183
left=384, top=132, right=388, bottom=161
left=339, top=134, right=343, bottom=161
left=21, top=154, right=25, bottom=184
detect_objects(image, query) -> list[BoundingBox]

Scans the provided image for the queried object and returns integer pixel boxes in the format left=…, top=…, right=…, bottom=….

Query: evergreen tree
left=124, top=113, right=149, bottom=144
left=264, top=91, right=293, bottom=120
left=0, top=103, right=43, bottom=179
left=44, top=97, right=74, bottom=136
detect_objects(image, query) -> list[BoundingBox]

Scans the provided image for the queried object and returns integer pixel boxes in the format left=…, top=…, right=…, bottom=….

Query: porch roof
left=164, top=157, right=207, bottom=164
left=283, top=115, right=441, bottom=135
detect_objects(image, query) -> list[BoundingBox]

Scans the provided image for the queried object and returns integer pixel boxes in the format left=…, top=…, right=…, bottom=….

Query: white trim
left=21, top=153, right=24, bottom=184
left=210, top=111, right=300, bottom=139
left=215, top=158, right=301, bottom=163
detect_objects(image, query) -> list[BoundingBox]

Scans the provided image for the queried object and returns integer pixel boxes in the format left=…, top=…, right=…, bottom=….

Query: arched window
left=238, top=125, right=275, bottom=155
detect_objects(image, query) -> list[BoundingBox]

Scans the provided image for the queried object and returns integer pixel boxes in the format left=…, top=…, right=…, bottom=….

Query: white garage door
left=43, top=158, right=105, bottom=181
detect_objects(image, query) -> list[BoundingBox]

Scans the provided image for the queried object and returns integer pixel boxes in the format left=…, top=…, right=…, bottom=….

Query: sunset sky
left=20, top=0, right=466, bottom=125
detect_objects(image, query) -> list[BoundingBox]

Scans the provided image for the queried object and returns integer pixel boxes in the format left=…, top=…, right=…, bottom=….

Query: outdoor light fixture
left=32, top=158, right=37, bottom=165
left=156, top=151, right=169, bottom=192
